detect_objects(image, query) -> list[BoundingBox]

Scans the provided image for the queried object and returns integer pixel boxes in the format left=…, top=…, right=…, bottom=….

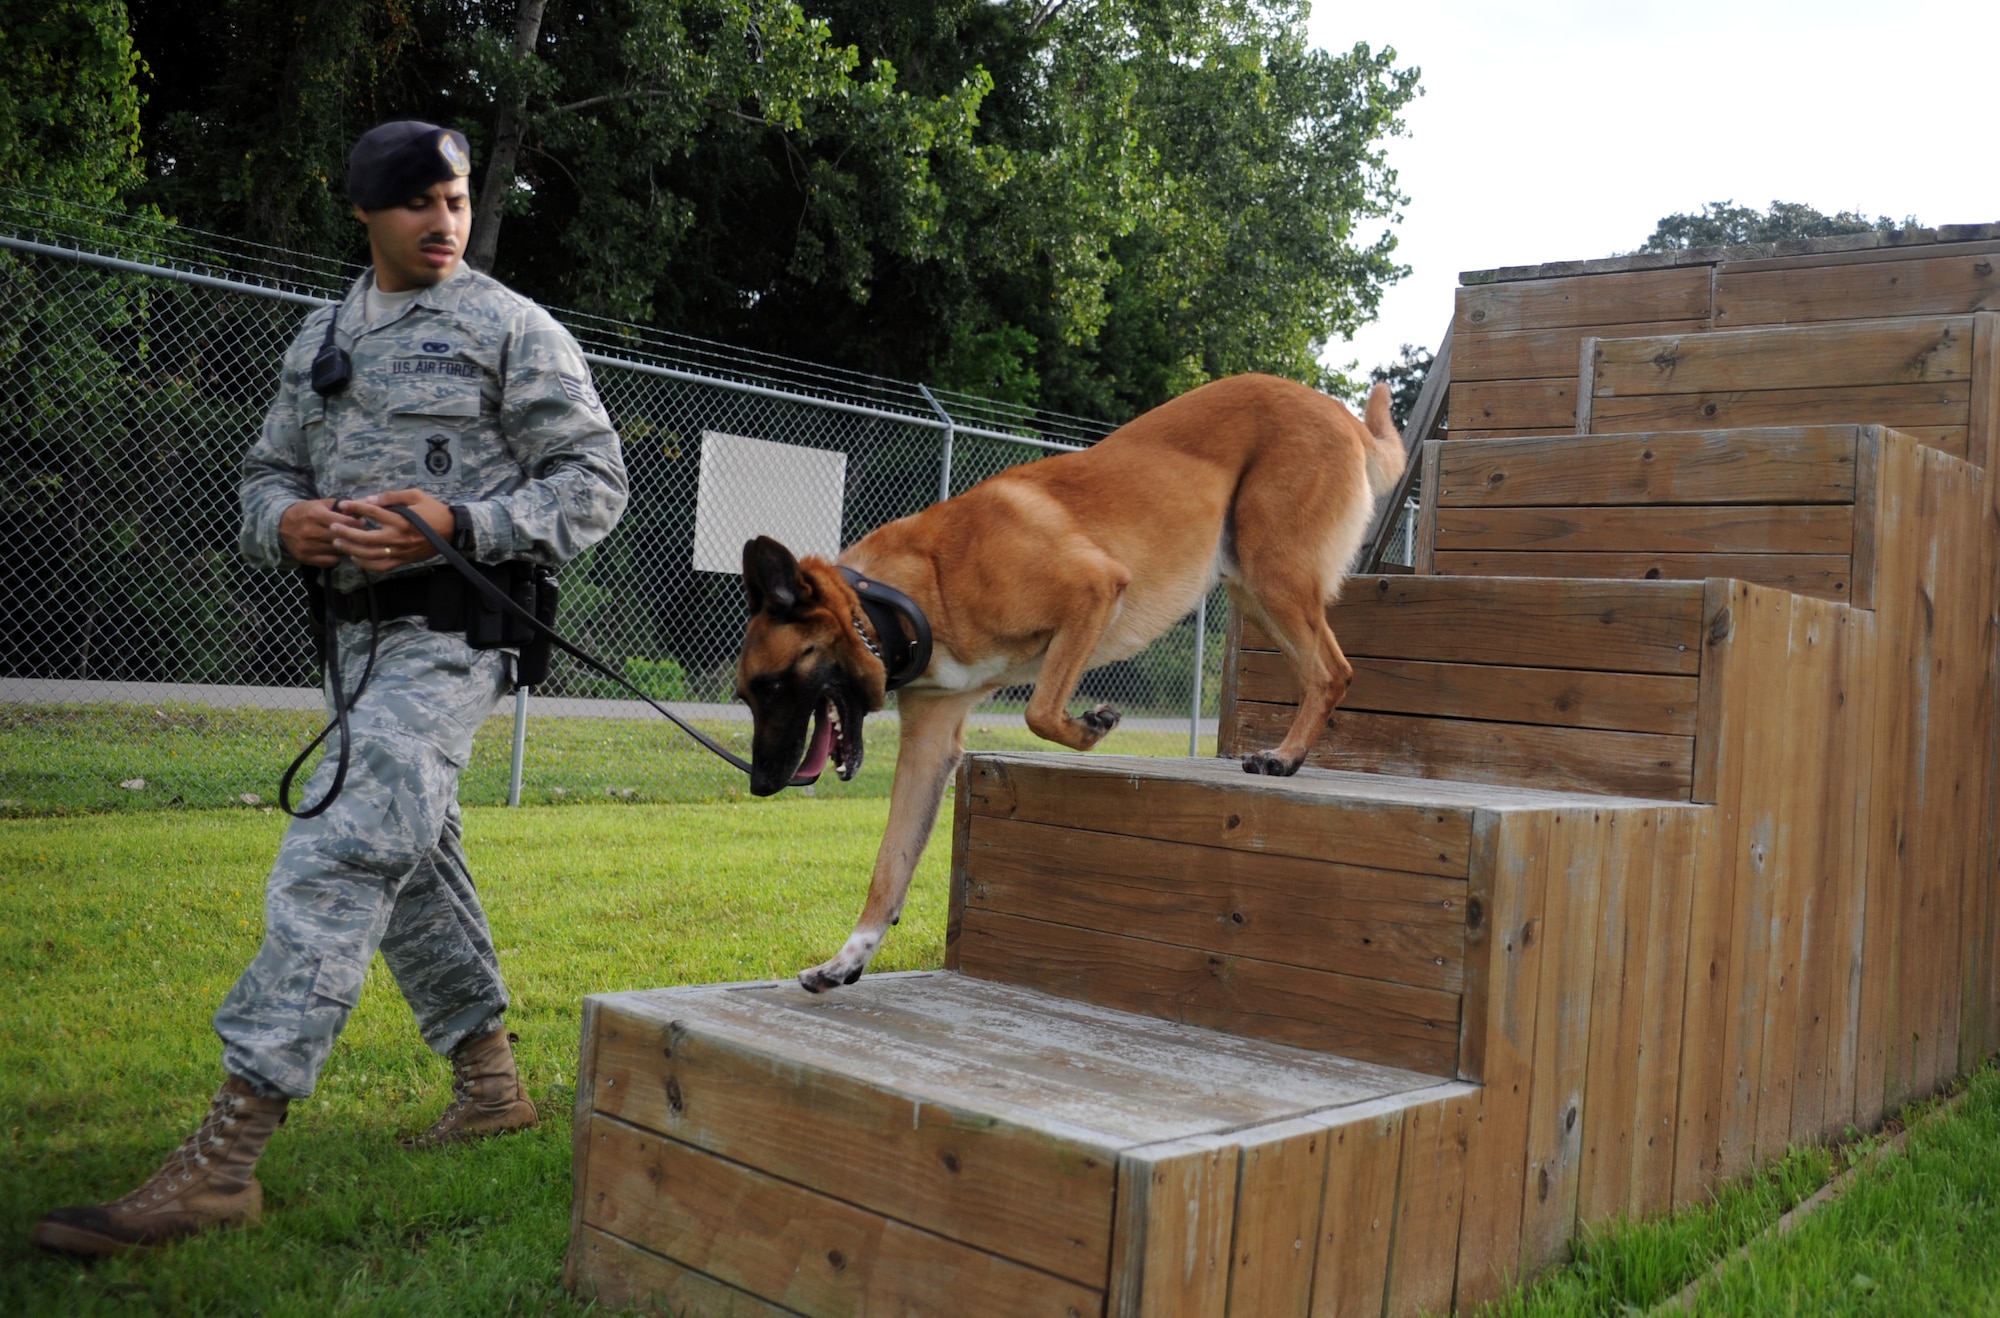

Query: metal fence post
left=507, top=686, right=529, bottom=806
left=917, top=383, right=955, bottom=503
left=1189, top=593, right=1207, bottom=756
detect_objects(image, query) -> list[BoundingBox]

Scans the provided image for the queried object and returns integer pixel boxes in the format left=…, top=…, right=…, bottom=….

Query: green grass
left=1479, top=1065, right=2000, bottom=1316
left=1, top=798, right=955, bottom=1315
left=0, top=703, right=1214, bottom=816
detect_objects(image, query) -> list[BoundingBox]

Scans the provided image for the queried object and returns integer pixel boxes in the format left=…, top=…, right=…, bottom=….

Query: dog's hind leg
left=798, top=690, right=978, bottom=994
left=1239, top=590, right=1352, bottom=775
left=1021, top=551, right=1131, bottom=750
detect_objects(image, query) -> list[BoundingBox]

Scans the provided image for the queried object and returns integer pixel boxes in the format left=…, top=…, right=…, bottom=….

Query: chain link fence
left=0, top=196, right=1227, bottom=814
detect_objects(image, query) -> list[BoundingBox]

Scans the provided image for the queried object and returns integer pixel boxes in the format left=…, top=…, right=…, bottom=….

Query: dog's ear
left=743, top=536, right=808, bottom=618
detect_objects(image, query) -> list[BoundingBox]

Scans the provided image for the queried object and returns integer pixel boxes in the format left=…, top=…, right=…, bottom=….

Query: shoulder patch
left=557, top=370, right=603, bottom=413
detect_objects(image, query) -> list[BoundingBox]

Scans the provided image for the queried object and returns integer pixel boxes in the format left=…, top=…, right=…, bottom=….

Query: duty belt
left=326, top=571, right=437, bottom=624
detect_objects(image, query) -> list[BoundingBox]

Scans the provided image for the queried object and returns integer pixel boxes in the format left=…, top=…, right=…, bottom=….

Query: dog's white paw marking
left=798, top=933, right=880, bottom=994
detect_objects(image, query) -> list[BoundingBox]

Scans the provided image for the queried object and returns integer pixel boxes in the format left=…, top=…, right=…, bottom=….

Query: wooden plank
left=1450, top=320, right=1707, bottom=381
left=1973, top=312, right=2000, bottom=482
left=963, top=756, right=1474, bottom=880
left=1246, top=576, right=1709, bottom=675
left=1236, top=651, right=1701, bottom=736
left=1434, top=505, right=1854, bottom=556
left=1381, top=1088, right=1474, bottom=1318
left=1592, top=318, right=1974, bottom=396
left=964, top=815, right=1468, bottom=993
left=1413, top=440, right=1441, bottom=575
left=1819, top=607, right=1877, bottom=1136
left=1589, top=381, right=1971, bottom=435
left=1712, top=584, right=1796, bottom=1184
left=1432, top=427, right=1860, bottom=507
left=1850, top=429, right=1882, bottom=610
left=1111, top=1135, right=1238, bottom=1318
left=1631, top=810, right=1705, bottom=1218
left=1447, top=427, right=1577, bottom=441
left=580, top=1113, right=1104, bottom=1317
left=1576, top=809, right=1651, bottom=1229
left=1754, top=600, right=1836, bottom=1163
left=1456, top=268, right=1712, bottom=335
left=588, top=1005, right=1117, bottom=1285
left=1891, top=425, right=1971, bottom=458
left=1229, top=1118, right=1334, bottom=1318
left=1310, top=1099, right=1407, bottom=1318
left=1716, top=237, right=2000, bottom=277
left=1576, top=338, right=1597, bottom=435
left=1714, top=250, right=2000, bottom=326
left=565, top=997, right=606, bottom=1294
left=1450, top=379, right=1578, bottom=433
left=1676, top=581, right=1758, bottom=1203
left=1518, top=808, right=1608, bottom=1271
left=1452, top=813, right=1550, bottom=1309
left=569, top=1224, right=807, bottom=1318
left=1433, top=550, right=1851, bottom=601
left=955, top=909, right=1462, bottom=1075
left=945, top=763, right=973, bottom=971
left=1235, top=700, right=1695, bottom=800
left=1782, top=600, right=1848, bottom=1148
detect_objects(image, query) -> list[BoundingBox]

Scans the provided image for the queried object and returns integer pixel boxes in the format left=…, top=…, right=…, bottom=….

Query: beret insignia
left=439, top=133, right=471, bottom=177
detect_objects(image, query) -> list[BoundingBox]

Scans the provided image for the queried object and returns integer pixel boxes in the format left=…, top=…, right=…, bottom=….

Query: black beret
left=346, top=121, right=473, bottom=210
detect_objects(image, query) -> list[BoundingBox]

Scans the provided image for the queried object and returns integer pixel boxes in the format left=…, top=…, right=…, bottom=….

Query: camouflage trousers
left=215, top=617, right=512, bottom=1099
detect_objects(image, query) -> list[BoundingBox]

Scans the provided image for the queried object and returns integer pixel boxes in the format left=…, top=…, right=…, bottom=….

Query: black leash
left=279, top=569, right=382, bottom=818
left=383, top=505, right=818, bottom=785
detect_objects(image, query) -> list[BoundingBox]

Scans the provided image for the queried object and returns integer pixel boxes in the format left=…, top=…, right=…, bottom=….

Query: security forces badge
left=438, top=132, right=471, bottom=178
left=425, top=434, right=453, bottom=475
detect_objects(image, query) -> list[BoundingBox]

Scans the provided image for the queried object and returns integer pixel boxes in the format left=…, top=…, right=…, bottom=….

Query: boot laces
left=127, top=1091, right=243, bottom=1206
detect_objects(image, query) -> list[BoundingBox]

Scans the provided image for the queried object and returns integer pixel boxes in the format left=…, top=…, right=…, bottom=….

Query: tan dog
left=736, top=373, right=1405, bottom=992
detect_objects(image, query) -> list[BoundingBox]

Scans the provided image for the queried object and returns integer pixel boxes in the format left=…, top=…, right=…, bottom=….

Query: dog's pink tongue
left=794, top=699, right=834, bottom=782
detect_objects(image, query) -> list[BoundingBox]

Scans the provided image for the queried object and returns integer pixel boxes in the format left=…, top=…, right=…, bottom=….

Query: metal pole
left=1403, top=495, right=1418, bottom=564
left=1189, top=594, right=1208, bottom=757
left=917, top=383, right=955, bottom=502
left=508, top=685, right=529, bottom=806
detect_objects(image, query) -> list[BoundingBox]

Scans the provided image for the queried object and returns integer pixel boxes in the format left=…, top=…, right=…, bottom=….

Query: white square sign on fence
left=691, top=431, right=849, bottom=574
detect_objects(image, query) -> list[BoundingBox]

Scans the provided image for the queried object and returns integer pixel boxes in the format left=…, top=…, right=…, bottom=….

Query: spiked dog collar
left=838, top=567, right=933, bottom=691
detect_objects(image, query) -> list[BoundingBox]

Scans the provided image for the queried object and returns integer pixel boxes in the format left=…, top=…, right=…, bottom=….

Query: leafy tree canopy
left=1639, top=199, right=1919, bottom=253
left=100, top=1, right=1417, bottom=421
left=0, top=0, right=146, bottom=204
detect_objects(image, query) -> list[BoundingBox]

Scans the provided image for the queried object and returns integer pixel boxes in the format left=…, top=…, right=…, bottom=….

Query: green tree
left=1639, top=199, right=1918, bottom=253
left=0, top=0, right=147, bottom=203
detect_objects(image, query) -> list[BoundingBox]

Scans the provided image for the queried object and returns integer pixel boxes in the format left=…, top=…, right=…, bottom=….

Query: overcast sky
left=1307, top=0, right=2000, bottom=380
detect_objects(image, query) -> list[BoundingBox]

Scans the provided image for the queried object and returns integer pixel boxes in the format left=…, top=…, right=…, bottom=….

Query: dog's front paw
left=798, top=960, right=861, bottom=994
left=1078, top=704, right=1121, bottom=746
left=1241, top=749, right=1300, bottom=776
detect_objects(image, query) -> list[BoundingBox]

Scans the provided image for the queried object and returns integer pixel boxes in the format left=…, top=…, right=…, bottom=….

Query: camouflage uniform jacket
left=240, top=266, right=628, bottom=591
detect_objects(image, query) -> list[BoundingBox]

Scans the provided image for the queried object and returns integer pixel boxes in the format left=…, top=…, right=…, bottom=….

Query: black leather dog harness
left=838, top=567, right=934, bottom=691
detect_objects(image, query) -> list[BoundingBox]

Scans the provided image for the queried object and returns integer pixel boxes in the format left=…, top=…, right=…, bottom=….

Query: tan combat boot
left=32, top=1077, right=288, bottom=1257
left=406, top=1028, right=537, bottom=1148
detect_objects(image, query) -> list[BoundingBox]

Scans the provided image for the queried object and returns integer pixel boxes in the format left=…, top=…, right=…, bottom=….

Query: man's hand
left=330, top=489, right=458, bottom=570
left=279, top=499, right=367, bottom=568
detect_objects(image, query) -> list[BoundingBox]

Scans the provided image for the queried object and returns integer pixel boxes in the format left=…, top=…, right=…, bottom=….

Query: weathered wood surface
left=569, top=1225, right=806, bottom=1318
left=1588, top=381, right=1970, bottom=436
left=955, top=909, right=1462, bottom=1074
left=1232, top=700, right=1695, bottom=800
left=1244, top=576, right=1708, bottom=675
left=1235, top=651, right=1700, bottom=736
left=1591, top=317, right=1973, bottom=395
left=963, top=815, right=1468, bottom=992
left=1714, top=251, right=2000, bottom=326
left=1110, top=1135, right=1237, bottom=1318
left=580, top=1112, right=1106, bottom=1317
left=1431, top=427, right=1861, bottom=507
left=1456, top=268, right=1712, bottom=334
left=1433, top=505, right=1853, bottom=555
left=1452, top=320, right=1705, bottom=382
left=1450, top=380, right=1578, bottom=432
left=1312, top=1097, right=1411, bottom=1317
left=1430, top=551, right=1851, bottom=601
left=964, top=754, right=1475, bottom=879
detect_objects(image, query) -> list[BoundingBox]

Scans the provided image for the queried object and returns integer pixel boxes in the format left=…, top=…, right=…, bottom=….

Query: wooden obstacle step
left=568, top=755, right=1716, bottom=1316
left=1414, top=423, right=1893, bottom=603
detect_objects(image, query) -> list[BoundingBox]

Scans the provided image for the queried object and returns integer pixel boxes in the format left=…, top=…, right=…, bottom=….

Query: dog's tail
left=1360, top=381, right=1408, bottom=498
